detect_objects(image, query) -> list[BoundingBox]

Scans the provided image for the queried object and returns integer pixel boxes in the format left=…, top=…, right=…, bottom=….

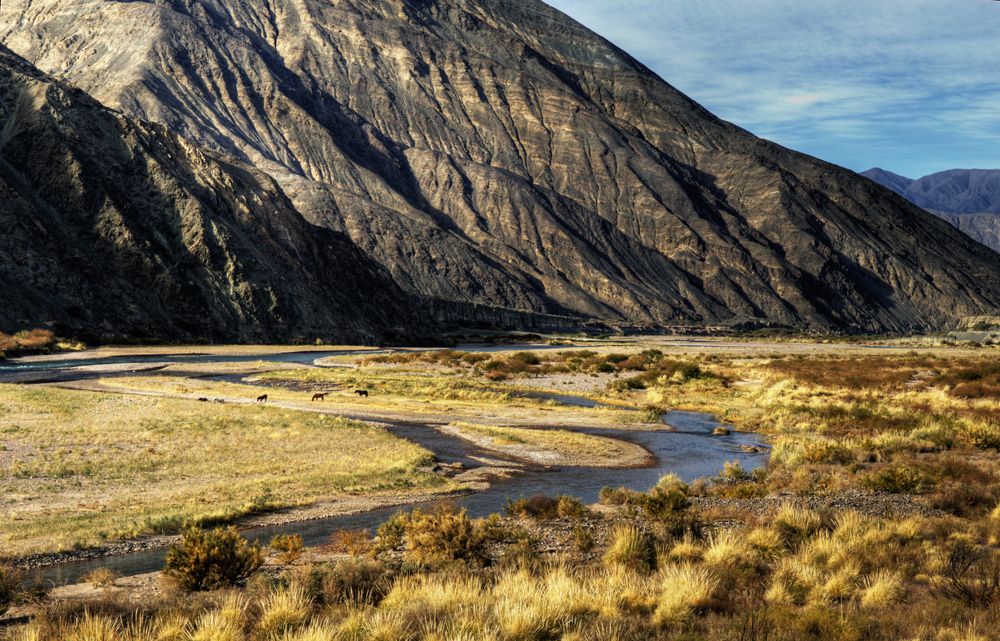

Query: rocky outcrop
left=0, top=44, right=421, bottom=343
left=5, top=1, right=1000, bottom=333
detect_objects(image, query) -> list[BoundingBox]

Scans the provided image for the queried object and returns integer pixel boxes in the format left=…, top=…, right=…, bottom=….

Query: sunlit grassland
left=19, top=505, right=1000, bottom=640
left=649, top=355, right=1000, bottom=503
left=0, top=385, right=449, bottom=555
left=111, top=368, right=659, bottom=426
left=444, top=422, right=649, bottom=466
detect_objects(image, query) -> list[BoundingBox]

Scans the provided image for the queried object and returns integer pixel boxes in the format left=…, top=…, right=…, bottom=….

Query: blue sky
left=545, top=0, right=999, bottom=178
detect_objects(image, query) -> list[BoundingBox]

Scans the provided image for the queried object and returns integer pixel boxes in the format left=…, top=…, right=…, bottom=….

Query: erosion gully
left=2, top=346, right=769, bottom=586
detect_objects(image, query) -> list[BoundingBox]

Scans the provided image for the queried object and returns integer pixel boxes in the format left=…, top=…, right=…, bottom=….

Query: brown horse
left=312, top=393, right=325, bottom=401
left=256, top=394, right=268, bottom=403
left=354, top=389, right=368, bottom=398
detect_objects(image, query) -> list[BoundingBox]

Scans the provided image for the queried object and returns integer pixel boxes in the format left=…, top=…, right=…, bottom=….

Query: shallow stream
left=8, top=347, right=768, bottom=585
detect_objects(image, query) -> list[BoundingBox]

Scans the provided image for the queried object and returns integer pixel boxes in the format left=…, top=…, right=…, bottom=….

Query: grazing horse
left=256, top=394, right=268, bottom=403
left=354, top=389, right=369, bottom=398
left=312, top=393, right=325, bottom=401
left=197, top=397, right=209, bottom=402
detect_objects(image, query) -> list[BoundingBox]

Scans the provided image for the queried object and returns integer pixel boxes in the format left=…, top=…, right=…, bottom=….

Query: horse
left=354, top=389, right=369, bottom=398
left=256, top=394, right=268, bottom=403
left=312, top=393, right=325, bottom=401
left=197, top=397, right=209, bottom=402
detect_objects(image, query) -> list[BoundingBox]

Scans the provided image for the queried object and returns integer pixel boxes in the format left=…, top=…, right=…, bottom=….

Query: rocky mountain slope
left=0, top=44, right=420, bottom=343
left=5, top=0, right=1000, bottom=333
left=927, top=211, right=1000, bottom=254
left=861, top=168, right=1000, bottom=253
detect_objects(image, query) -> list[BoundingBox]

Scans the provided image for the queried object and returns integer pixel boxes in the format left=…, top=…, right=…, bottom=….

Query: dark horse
left=354, top=389, right=369, bottom=398
left=312, top=393, right=325, bottom=401
left=256, top=394, right=268, bottom=403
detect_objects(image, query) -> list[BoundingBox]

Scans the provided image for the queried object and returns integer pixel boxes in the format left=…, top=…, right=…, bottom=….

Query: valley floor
left=3, top=335, right=1000, bottom=639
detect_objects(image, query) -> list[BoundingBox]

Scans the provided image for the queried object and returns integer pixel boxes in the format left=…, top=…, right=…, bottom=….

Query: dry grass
left=0, top=384, right=448, bottom=555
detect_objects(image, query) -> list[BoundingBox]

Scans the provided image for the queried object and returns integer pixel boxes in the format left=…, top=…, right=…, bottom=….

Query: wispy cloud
left=787, top=95, right=823, bottom=105
left=545, top=0, right=1000, bottom=177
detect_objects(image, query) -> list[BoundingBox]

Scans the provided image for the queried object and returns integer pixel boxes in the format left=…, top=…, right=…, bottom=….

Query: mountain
left=861, top=168, right=1000, bottom=254
left=4, top=0, right=1000, bottom=334
left=0, top=44, right=421, bottom=343
left=861, top=168, right=1000, bottom=215
left=928, top=211, right=1000, bottom=255
left=859, top=168, right=913, bottom=197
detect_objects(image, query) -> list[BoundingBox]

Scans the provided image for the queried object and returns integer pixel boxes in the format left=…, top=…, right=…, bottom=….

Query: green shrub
left=164, top=526, right=264, bottom=591
left=305, top=558, right=396, bottom=606
left=859, top=465, right=930, bottom=494
left=404, top=504, right=484, bottom=563
left=505, top=493, right=590, bottom=520
left=375, top=511, right=407, bottom=553
left=573, top=525, right=595, bottom=553
left=271, top=533, right=304, bottom=563
left=599, top=486, right=643, bottom=506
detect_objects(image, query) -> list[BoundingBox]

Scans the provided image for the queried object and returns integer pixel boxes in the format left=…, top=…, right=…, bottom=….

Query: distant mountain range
left=3, top=0, right=1000, bottom=338
left=861, top=168, right=1000, bottom=253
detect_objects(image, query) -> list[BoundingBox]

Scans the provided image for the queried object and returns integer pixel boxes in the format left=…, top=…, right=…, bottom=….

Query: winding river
left=4, top=347, right=769, bottom=586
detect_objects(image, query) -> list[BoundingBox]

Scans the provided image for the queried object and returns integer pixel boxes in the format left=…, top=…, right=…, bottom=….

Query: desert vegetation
left=9, top=482, right=1000, bottom=640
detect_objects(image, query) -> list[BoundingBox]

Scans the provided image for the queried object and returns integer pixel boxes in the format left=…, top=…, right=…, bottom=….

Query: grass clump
left=653, top=563, right=720, bottom=627
left=164, top=526, right=264, bottom=591
left=603, top=524, right=656, bottom=573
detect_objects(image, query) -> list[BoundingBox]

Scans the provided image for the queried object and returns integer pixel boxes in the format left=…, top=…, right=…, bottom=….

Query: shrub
left=479, top=513, right=517, bottom=543
left=503, top=493, right=589, bottom=520
left=0, top=562, right=21, bottom=617
left=271, top=533, right=305, bottom=563
left=375, top=511, right=407, bottom=552
left=557, top=495, right=590, bottom=519
left=306, top=558, right=395, bottom=606
left=599, top=486, right=643, bottom=506
left=404, top=504, right=484, bottom=563
left=573, top=525, right=595, bottom=553
left=82, top=567, right=119, bottom=588
left=328, top=529, right=372, bottom=558
left=932, top=534, right=1000, bottom=605
left=859, top=465, right=930, bottom=494
left=719, top=460, right=750, bottom=481
left=642, top=484, right=690, bottom=521
left=164, top=526, right=264, bottom=591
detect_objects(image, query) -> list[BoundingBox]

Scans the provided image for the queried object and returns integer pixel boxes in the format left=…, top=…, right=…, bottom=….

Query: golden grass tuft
left=603, top=524, right=656, bottom=573
left=860, top=570, right=905, bottom=609
left=256, top=587, right=312, bottom=639
left=653, top=563, right=719, bottom=628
